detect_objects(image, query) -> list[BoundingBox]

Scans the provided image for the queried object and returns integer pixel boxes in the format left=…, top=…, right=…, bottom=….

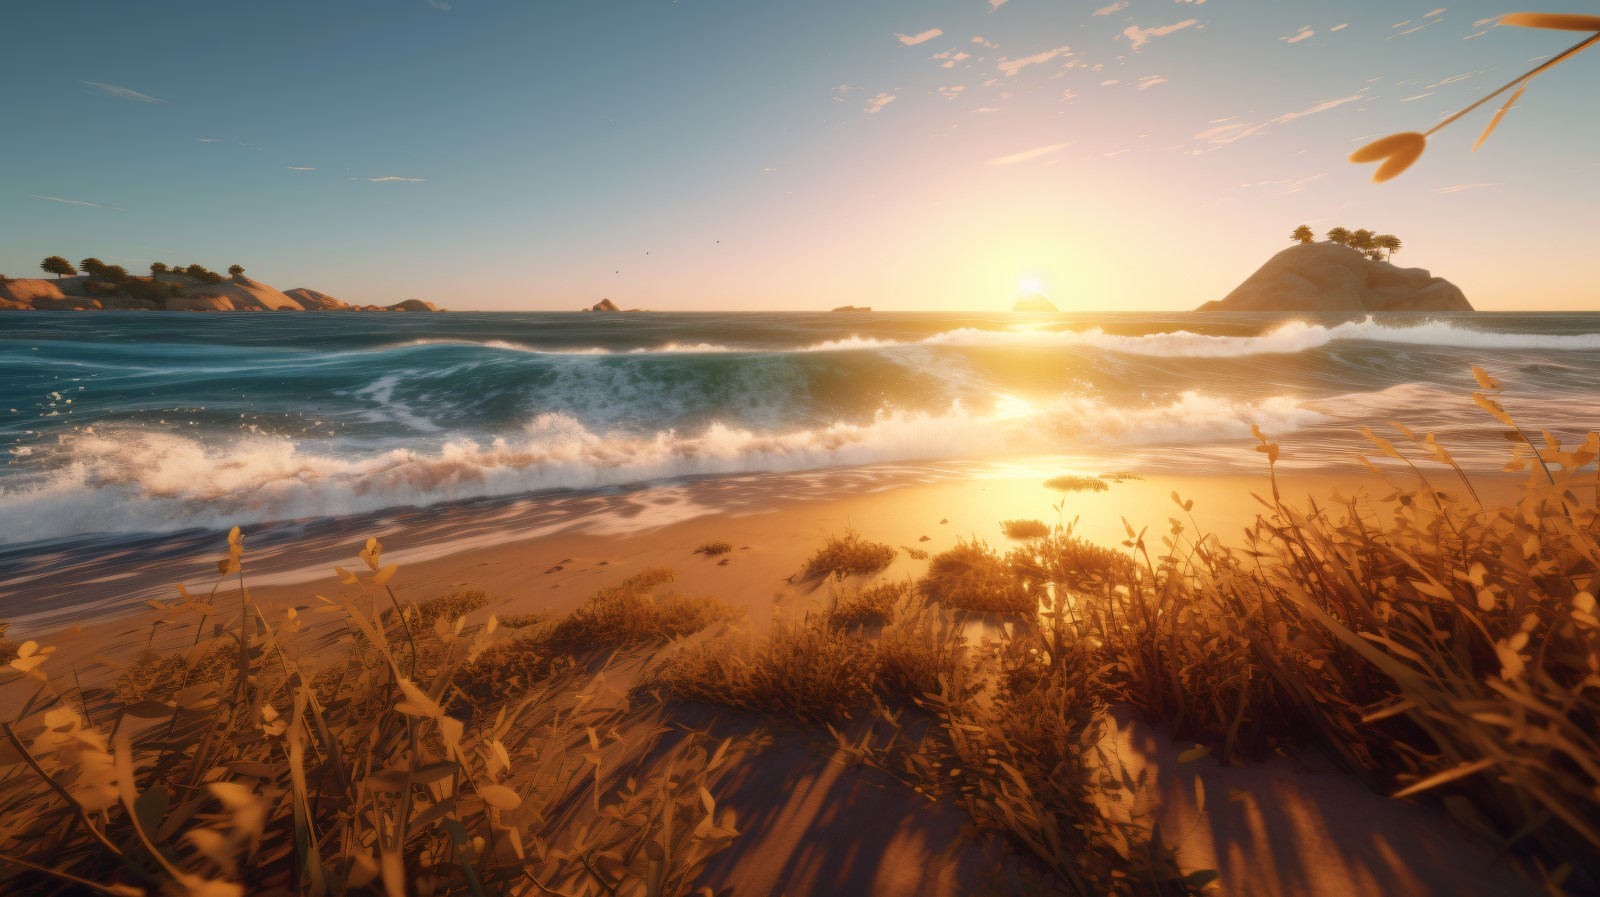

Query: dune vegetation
left=0, top=367, right=1596, bottom=895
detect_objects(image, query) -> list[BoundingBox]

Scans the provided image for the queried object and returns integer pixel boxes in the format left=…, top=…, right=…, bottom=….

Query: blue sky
left=4, top=0, right=1598, bottom=310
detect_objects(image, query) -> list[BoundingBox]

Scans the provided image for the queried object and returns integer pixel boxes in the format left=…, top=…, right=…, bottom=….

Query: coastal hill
left=1198, top=242, right=1471, bottom=313
left=1, top=260, right=440, bottom=312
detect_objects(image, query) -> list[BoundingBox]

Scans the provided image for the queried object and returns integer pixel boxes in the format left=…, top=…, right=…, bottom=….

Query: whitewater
left=4, top=310, right=1599, bottom=545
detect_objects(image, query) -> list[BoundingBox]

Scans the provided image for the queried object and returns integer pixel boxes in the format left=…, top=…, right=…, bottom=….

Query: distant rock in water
left=1198, top=242, right=1472, bottom=313
left=832, top=305, right=871, bottom=313
left=1013, top=294, right=1058, bottom=312
left=587, top=298, right=621, bottom=312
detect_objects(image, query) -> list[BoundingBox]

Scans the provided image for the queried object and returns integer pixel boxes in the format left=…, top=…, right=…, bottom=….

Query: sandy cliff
left=0, top=273, right=442, bottom=312
left=1198, top=242, right=1471, bottom=312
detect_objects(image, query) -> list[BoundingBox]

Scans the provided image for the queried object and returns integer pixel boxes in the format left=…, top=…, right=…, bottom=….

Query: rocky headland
left=1198, top=242, right=1471, bottom=313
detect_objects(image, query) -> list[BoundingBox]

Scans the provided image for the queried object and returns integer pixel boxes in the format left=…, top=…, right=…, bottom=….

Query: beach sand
left=2, top=464, right=1534, bottom=897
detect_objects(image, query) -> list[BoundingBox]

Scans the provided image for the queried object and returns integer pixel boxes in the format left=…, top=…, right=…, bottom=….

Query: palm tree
left=1374, top=234, right=1401, bottom=261
left=1326, top=227, right=1352, bottom=246
left=1350, top=229, right=1377, bottom=255
left=1291, top=225, right=1315, bottom=244
left=40, top=256, right=76, bottom=279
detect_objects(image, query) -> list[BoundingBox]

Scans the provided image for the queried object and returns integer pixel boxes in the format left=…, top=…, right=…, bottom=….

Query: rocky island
left=1199, top=236, right=1471, bottom=313
left=0, top=256, right=441, bottom=312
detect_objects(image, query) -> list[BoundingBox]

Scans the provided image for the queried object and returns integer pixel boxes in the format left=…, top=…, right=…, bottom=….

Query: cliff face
left=282, top=288, right=351, bottom=310
left=175, top=275, right=301, bottom=311
left=1198, top=242, right=1472, bottom=313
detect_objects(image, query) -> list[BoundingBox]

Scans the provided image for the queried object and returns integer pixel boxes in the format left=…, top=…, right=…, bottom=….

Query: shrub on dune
left=920, top=540, right=1032, bottom=614
left=798, top=529, right=896, bottom=581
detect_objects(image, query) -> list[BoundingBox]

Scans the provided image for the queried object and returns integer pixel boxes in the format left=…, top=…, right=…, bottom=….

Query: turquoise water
left=4, top=310, right=1600, bottom=546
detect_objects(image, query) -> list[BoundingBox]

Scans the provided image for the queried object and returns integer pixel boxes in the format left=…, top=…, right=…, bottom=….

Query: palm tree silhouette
left=1350, top=229, right=1377, bottom=255
left=1291, top=225, right=1315, bottom=244
left=1374, top=234, right=1401, bottom=261
left=1326, top=227, right=1352, bottom=245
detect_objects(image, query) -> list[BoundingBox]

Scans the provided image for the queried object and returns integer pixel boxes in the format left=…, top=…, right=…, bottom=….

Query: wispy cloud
left=352, top=176, right=426, bottom=182
left=1332, top=23, right=1349, bottom=32
left=1093, top=1, right=1128, bottom=15
left=972, top=35, right=998, bottom=48
left=998, top=45, right=1071, bottom=76
left=1194, top=122, right=1268, bottom=146
left=423, top=0, right=452, bottom=9
left=1283, top=26, right=1314, bottom=44
left=1123, top=19, right=1197, bottom=51
left=30, top=194, right=113, bottom=208
left=988, top=0, right=1009, bottom=9
left=896, top=28, right=943, bottom=46
left=288, top=166, right=318, bottom=171
left=198, top=138, right=224, bottom=143
left=938, top=85, right=966, bottom=99
left=1137, top=75, right=1169, bottom=90
left=1196, top=91, right=1364, bottom=151
left=1278, top=173, right=1328, bottom=195
left=1271, top=93, right=1363, bottom=124
left=82, top=81, right=163, bottom=103
left=988, top=142, right=1071, bottom=166
left=1435, top=183, right=1497, bottom=193
left=863, top=92, right=897, bottom=114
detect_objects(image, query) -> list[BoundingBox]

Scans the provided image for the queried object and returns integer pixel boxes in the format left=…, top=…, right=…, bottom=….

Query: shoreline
left=4, top=461, right=1520, bottom=681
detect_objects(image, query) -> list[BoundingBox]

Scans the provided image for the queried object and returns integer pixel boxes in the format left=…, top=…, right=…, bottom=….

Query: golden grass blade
left=1474, top=393, right=1516, bottom=427
left=1474, top=80, right=1528, bottom=151
left=1499, top=13, right=1600, bottom=31
left=1349, top=132, right=1427, bottom=182
left=1393, top=759, right=1497, bottom=799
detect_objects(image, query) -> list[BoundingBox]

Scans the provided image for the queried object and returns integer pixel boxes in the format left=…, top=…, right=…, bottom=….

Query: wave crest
left=0, top=392, right=1321, bottom=542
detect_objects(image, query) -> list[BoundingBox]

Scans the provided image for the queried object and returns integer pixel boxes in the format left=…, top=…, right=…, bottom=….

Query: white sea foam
left=0, top=391, right=1324, bottom=542
left=376, top=318, right=1600, bottom=359
left=921, top=318, right=1600, bottom=357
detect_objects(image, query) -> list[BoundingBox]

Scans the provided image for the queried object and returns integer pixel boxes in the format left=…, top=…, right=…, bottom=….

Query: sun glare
left=1019, top=278, right=1043, bottom=294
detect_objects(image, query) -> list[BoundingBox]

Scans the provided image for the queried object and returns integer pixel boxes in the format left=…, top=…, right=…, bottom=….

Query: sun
left=1019, top=278, right=1043, bottom=295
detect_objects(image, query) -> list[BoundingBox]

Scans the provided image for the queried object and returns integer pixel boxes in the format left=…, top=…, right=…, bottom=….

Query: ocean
left=5, top=308, right=1600, bottom=623
left=5, top=310, right=1600, bottom=551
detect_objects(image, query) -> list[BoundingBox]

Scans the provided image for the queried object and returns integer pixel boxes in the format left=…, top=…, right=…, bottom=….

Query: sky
left=3, top=0, right=1598, bottom=311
